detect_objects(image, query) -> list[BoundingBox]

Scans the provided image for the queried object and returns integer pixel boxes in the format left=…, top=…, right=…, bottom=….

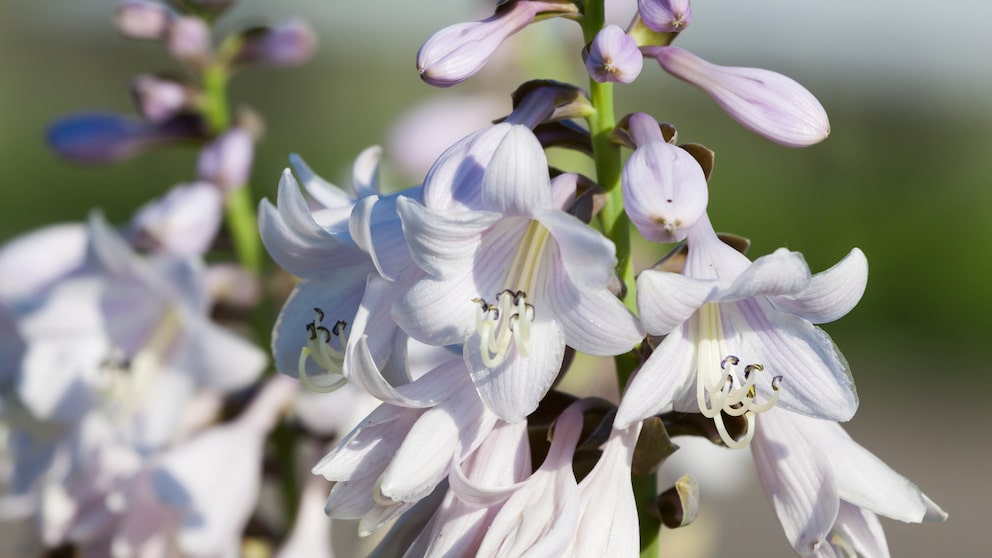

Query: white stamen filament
left=297, top=308, right=348, bottom=393
left=695, top=303, right=781, bottom=449
left=474, top=220, right=549, bottom=367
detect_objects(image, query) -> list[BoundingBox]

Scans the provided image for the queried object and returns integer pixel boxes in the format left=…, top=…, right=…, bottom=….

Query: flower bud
left=131, top=74, right=189, bottom=123
left=130, top=182, right=222, bottom=256
left=584, top=25, right=643, bottom=84
left=167, top=16, right=212, bottom=65
left=46, top=112, right=202, bottom=164
left=417, top=0, right=578, bottom=88
left=638, top=0, right=692, bottom=33
left=649, top=46, right=830, bottom=147
left=197, top=128, right=254, bottom=192
left=114, top=0, right=172, bottom=40
left=232, top=19, right=318, bottom=68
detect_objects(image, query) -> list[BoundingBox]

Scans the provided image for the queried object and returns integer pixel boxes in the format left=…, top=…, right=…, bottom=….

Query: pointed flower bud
left=622, top=113, right=708, bottom=243
left=114, top=0, right=173, bottom=40
left=131, top=74, right=189, bottom=123
left=197, top=127, right=254, bottom=192
left=167, top=16, right=212, bottom=65
left=648, top=46, right=830, bottom=147
left=232, top=19, right=318, bottom=68
left=585, top=25, right=643, bottom=84
left=46, top=112, right=202, bottom=164
left=638, top=0, right=692, bottom=33
left=417, top=0, right=579, bottom=88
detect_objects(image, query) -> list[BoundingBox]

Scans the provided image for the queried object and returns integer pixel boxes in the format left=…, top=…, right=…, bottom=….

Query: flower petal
left=636, top=270, right=716, bottom=335
left=538, top=209, right=617, bottom=288
left=547, top=263, right=643, bottom=356
left=831, top=502, right=890, bottom=558
left=481, top=125, right=553, bottom=216
left=397, top=196, right=501, bottom=278
left=614, top=324, right=696, bottom=428
left=770, top=248, right=868, bottom=324
left=393, top=272, right=477, bottom=348
left=718, top=248, right=811, bottom=301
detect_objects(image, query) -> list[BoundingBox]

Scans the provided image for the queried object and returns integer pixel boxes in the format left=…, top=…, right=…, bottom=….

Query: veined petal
left=547, top=264, right=643, bottom=356
left=614, top=324, right=696, bottom=428
left=734, top=298, right=858, bottom=421
left=352, top=145, right=382, bottom=199
left=324, top=474, right=380, bottom=519
left=397, top=196, right=501, bottom=278
left=481, top=126, right=553, bottom=216
left=622, top=140, right=709, bottom=243
left=464, top=318, right=565, bottom=423
left=718, top=248, right=811, bottom=302
left=752, top=408, right=839, bottom=554
left=393, top=273, right=477, bottom=348
left=422, top=124, right=513, bottom=212
left=770, top=248, right=868, bottom=324
left=312, top=404, right=421, bottom=482
left=537, top=209, right=617, bottom=288
left=350, top=189, right=420, bottom=281
left=830, top=502, right=889, bottom=558
left=289, top=153, right=353, bottom=209
left=637, top=270, right=716, bottom=335
left=349, top=337, right=461, bottom=408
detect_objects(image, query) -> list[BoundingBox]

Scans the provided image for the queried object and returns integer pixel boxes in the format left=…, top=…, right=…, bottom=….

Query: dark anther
left=721, top=355, right=739, bottom=369
left=332, top=321, right=347, bottom=336
left=316, top=326, right=331, bottom=342
left=306, top=323, right=318, bottom=341
left=313, top=307, right=325, bottom=322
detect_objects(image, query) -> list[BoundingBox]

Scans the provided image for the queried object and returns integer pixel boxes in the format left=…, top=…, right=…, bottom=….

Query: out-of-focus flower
left=621, top=112, right=708, bottom=242
left=114, top=0, right=173, bottom=41
left=615, top=214, right=867, bottom=448
left=394, top=126, right=643, bottom=422
left=130, top=182, right=223, bottom=256
left=46, top=112, right=203, bottom=164
left=0, top=224, right=88, bottom=304
left=645, top=46, right=830, bottom=147
left=585, top=25, right=643, bottom=84
left=232, top=19, right=318, bottom=68
left=752, top=408, right=947, bottom=556
left=197, top=127, right=254, bottom=192
left=131, top=74, right=190, bottom=123
left=417, top=0, right=580, bottom=87
left=638, top=0, right=692, bottom=33
left=167, top=16, right=212, bottom=65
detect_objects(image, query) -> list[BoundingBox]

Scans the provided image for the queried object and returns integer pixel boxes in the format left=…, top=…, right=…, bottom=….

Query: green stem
left=581, top=3, right=659, bottom=556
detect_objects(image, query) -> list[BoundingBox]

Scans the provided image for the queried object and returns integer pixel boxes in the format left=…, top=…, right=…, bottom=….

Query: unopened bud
left=114, top=0, right=172, bottom=40
left=417, top=0, right=579, bottom=88
left=131, top=74, right=189, bottom=123
left=585, top=25, right=643, bottom=84
left=232, top=19, right=317, bottom=68
left=655, top=474, right=699, bottom=528
left=197, top=128, right=254, bottom=192
left=46, top=112, right=202, bottom=164
left=638, top=0, right=692, bottom=33
left=167, top=16, right=212, bottom=65
left=650, top=46, right=830, bottom=147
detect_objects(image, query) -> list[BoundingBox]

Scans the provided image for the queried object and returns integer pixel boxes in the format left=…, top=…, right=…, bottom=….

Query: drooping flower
left=394, top=125, right=644, bottom=422
left=585, top=25, right=643, bottom=84
left=615, top=213, right=867, bottom=448
left=644, top=46, right=830, bottom=147
left=751, top=407, right=947, bottom=556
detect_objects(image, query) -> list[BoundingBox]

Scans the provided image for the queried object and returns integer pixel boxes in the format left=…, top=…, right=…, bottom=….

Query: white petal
left=718, top=248, right=811, bottom=301
left=829, top=501, right=890, bottom=558
left=396, top=196, right=500, bottom=278
left=290, top=153, right=353, bottom=209
left=538, top=209, right=617, bottom=288
left=614, top=324, right=696, bottom=428
left=393, top=273, right=477, bottom=348
left=464, top=318, right=565, bottom=423
left=349, top=337, right=462, bottom=408
left=312, top=404, right=420, bottom=482
left=480, top=125, right=552, bottom=216
left=352, top=145, right=383, bottom=199
left=421, top=124, right=513, bottom=212
left=770, top=248, right=868, bottom=324
left=637, top=270, right=716, bottom=335
left=547, top=267, right=643, bottom=356
left=0, top=223, right=87, bottom=304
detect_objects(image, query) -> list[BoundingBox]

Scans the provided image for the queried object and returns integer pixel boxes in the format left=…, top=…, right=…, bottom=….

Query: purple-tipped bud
left=115, top=0, right=173, bottom=40
left=417, top=0, right=578, bottom=88
left=232, top=19, right=318, bottom=68
left=650, top=46, right=830, bottom=147
left=197, top=128, right=254, bottom=192
left=623, top=114, right=708, bottom=243
left=585, top=25, right=643, bottom=84
left=167, top=16, right=212, bottom=64
left=46, top=112, right=199, bottom=164
left=638, top=0, right=692, bottom=33
left=131, top=74, right=189, bottom=123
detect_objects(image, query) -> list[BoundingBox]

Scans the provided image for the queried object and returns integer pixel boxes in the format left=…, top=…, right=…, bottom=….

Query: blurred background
left=1, top=0, right=988, bottom=556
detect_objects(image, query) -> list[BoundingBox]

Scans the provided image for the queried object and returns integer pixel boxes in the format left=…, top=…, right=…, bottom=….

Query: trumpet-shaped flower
left=394, top=126, right=643, bottom=422
left=751, top=408, right=947, bottom=556
left=645, top=46, right=830, bottom=147
left=615, top=214, right=867, bottom=448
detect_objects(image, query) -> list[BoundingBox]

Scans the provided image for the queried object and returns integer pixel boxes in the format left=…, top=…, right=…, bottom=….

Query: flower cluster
left=1, top=0, right=948, bottom=557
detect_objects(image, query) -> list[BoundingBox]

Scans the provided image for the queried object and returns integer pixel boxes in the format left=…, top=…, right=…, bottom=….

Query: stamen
left=297, top=307, right=349, bottom=393
left=475, top=290, right=534, bottom=367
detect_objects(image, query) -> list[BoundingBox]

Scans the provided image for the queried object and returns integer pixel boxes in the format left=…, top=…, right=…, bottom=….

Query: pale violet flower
left=638, top=0, right=692, bottom=32
left=394, top=125, right=644, bottom=422
left=197, top=127, right=254, bottom=192
left=645, top=46, right=830, bottom=147
left=129, top=182, right=223, bottom=256
left=615, top=213, right=867, bottom=448
left=752, top=408, right=947, bottom=556
left=585, top=25, right=643, bottom=84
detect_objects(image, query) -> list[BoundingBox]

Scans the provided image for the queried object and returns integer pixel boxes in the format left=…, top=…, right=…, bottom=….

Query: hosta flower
left=645, top=46, right=830, bottom=147
left=394, top=125, right=643, bottom=422
left=585, top=25, right=643, bottom=84
left=638, top=0, right=692, bottom=32
left=615, top=214, right=867, bottom=448
left=752, top=408, right=947, bottom=556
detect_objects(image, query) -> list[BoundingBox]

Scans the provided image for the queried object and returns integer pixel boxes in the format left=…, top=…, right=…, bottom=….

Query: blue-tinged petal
left=614, top=324, right=695, bottom=428
left=480, top=125, right=552, bottom=216
left=717, top=248, right=811, bottom=302
left=271, top=276, right=367, bottom=378
left=0, top=223, right=87, bottom=304
left=289, top=153, right=353, bottom=209
left=393, top=273, right=477, bottom=348
left=464, top=318, right=564, bottom=423
left=537, top=209, right=617, bottom=288
left=312, top=404, right=420, bottom=482
left=637, top=270, right=716, bottom=335
left=348, top=337, right=461, bottom=408
left=831, top=502, right=889, bottom=558
left=324, top=474, right=380, bottom=519
left=349, top=189, right=420, bottom=281
left=352, top=145, right=382, bottom=199
left=396, top=196, right=500, bottom=279
left=752, top=408, right=839, bottom=555
left=422, top=124, right=513, bottom=212
left=770, top=248, right=868, bottom=324
left=276, top=169, right=351, bottom=238
left=182, top=318, right=267, bottom=391
left=733, top=298, right=858, bottom=421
